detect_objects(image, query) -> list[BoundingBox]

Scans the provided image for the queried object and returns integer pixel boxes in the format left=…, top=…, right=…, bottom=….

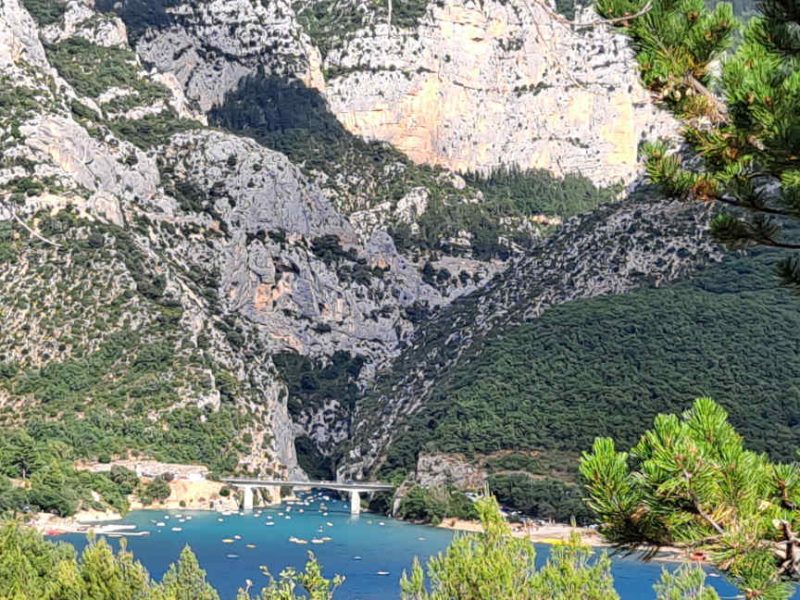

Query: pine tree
left=654, top=564, right=721, bottom=600
left=152, top=546, right=220, bottom=600
left=78, top=537, right=153, bottom=600
left=597, top=0, right=800, bottom=285
left=580, top=398, right=800, bottom=599
left=400, top=495, right=620, bottom=599
left=236, top=552, right=343, bottom=600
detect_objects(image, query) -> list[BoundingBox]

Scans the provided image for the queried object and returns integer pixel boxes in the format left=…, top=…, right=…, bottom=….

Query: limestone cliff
left=1, top=0, right=714, bottom=483
left=323, top=0, right=676, bottom=186
left=130, top=0, right=676, bottom=187
left=341, top=197, right=721, bottom=479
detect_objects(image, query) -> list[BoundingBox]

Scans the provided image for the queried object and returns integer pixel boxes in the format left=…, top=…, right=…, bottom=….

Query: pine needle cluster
left=599, top=0, right=800, bottom=285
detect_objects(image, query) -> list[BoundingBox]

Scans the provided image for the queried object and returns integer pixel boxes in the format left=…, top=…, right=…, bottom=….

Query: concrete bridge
left=222, top=479, right=394, bottom=515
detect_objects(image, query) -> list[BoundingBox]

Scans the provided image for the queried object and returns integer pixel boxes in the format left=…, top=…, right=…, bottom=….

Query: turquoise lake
left=55, top=493, right=747, bottom=599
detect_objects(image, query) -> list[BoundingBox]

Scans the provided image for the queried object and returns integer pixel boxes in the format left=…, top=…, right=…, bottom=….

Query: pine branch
left=716, top=196, right=800, bottom=218
left=573, top=0, right=654, bottom=28
left=684, top=471, right=725, bottom=535
left=684, top=75, right=728, bottom=124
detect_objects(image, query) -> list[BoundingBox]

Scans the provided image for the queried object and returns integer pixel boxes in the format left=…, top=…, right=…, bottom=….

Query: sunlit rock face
left=133, top=0, right=675, bottom=187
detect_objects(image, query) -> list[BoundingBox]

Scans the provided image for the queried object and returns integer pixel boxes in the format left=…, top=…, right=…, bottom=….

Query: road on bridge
left=221, top=479, right=394, bottom=514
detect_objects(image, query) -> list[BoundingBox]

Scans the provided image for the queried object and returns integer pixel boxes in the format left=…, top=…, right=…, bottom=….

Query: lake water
left=54, top=493, right=745, bottom=599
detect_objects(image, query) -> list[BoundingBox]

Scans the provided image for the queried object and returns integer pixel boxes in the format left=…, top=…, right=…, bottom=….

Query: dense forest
left=381, top=246, right=800, bottom=489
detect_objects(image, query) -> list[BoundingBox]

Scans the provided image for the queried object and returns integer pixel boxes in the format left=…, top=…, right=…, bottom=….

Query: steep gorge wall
left=323, top=0, right=676, bottom=186
left=132, top=0, right=676, bottom=187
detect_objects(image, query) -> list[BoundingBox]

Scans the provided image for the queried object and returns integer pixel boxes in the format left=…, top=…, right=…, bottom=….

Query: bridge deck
left=222, top=478, right=393, bottom=492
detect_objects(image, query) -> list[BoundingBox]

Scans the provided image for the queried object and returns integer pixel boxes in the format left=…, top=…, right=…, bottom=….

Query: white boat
left=171, top=527, right=182, bottom=532
left=96, top=525, right=137, bottom=533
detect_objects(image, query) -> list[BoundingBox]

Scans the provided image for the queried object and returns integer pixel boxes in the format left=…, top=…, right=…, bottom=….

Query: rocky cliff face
left=1, top=0, right=708, bottom=480
left=322, top=0, right=676, bottom=186
left=341, top=197, right=720, bottom=479
left=132, top=0, right=676, bottom=187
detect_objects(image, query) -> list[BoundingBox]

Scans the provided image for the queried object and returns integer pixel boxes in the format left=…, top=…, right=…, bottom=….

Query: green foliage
left=0, top=217, right=251, bottom=475
left=0, top=430, right=134, bottom=517
left=554, top=0, right=578, bottom=19
left=15, top=405, right=249, bottom=475
left=381, top=249, right=800, bottom=501
left=416, top=166, right=617, bottom=260
left=0, top=522, right=224, bottom=599
left=594, top=0, right=736, bottom=117
left=45, top=38, right=169, bottom=103
left=10, top=329, right=180, bottom=410
left=140, top=476, right=171, bottom=505
left=294, top=436, right=334, bottom=481
left=20, top=0, right=65, bottom=25
left=485, top=453, right=568, bottom=475
left=273, top=351, right=364, bottom=416
left=0, top=521, right=81, bottom=599
left=237, top=552, right=343, bottom=600
left=109, top=466, right=140, bottom=495
left=295, top=0, right=429, bottom=60
left=95, top=0, right=177, bottom=44
left=400, top=496, right=619, bottom=599
left=612, top=0, right=800, bottom=284
left=581, top=398, right=800, bottom=599
left=487, top=475, right=592, bottom=525
left=108, top=112, right=199, bottom=149
left=0, top=222, right=17, bottom=265
left=152, top=546, right=219, bottom=600
left=654, top=564, right=721, bottom=600
left=397, top=486, right=477, bottom=525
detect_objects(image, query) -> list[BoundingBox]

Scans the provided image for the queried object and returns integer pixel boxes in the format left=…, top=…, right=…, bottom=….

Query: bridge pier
left=265, top=485, right=281, bottom=505
left=349, top=490, right=361, bottom=515
left=221, top=479, right=393, bottom=515
left=242, top=485, right=254, bottom=511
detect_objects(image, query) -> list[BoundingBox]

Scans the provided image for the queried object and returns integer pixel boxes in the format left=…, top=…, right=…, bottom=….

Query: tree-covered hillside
left=381, top=246, right=800, bottom=477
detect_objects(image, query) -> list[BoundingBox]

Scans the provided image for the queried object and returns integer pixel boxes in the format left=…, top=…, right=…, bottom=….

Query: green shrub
left=45, top=38, right=169, bottom=102
left=108, top=112, right=199, bottom=149
left=141, top=476, right=171, bottom=504
left=397, top=485, right=477, bottom=524
left=21, top=0, right=65, bottom=25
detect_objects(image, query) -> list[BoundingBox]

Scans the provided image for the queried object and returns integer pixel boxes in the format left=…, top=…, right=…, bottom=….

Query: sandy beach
left=437, top=518, right=692, bottom=563
left=31, top=477, right=242, bottom=536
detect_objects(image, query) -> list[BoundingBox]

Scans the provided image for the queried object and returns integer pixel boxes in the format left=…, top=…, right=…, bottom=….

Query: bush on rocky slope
left=378, top=247, right=800, bottom=510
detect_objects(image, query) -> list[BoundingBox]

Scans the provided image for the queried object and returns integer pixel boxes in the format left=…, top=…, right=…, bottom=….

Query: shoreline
left=436, top=518, right=694, bottom=563
left=40, top=507, right=692, bottom=564
left=34, top=497, right=696, bottom=565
